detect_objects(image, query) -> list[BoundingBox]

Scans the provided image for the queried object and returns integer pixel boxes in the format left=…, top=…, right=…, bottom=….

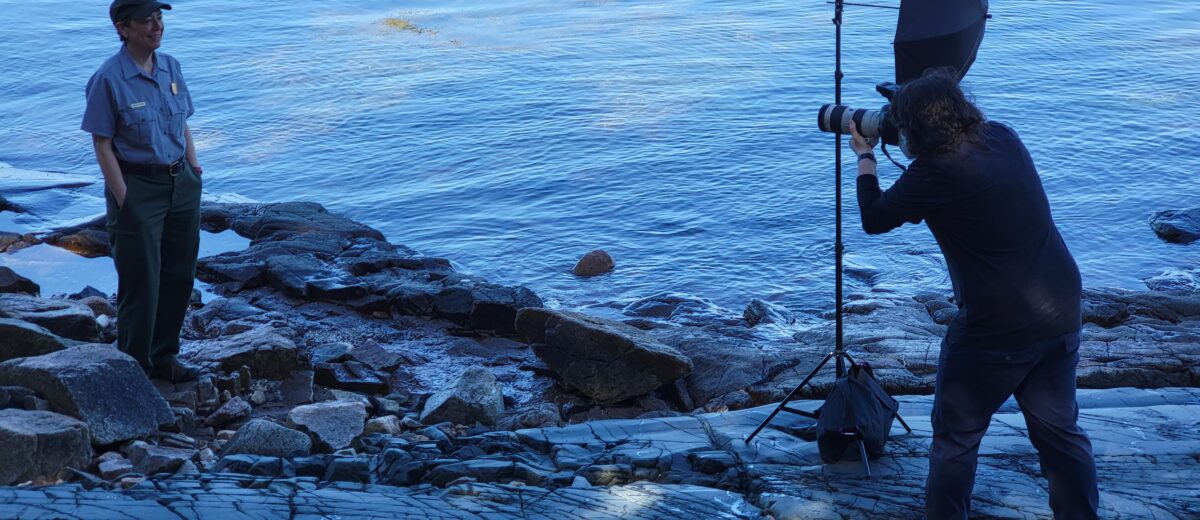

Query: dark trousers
left=926, top=330, right=1099, bottom=519
left=105, top=162, right=201, bottom=371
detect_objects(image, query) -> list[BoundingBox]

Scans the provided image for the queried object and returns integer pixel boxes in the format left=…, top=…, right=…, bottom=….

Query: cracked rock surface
left=0, top=387, right=1196, bottom=519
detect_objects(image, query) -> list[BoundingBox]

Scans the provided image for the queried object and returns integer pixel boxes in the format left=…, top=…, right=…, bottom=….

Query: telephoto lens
left=817, top=104, right=900, bottom=145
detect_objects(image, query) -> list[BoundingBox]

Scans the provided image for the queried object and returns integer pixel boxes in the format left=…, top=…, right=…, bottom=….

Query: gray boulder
left=180, top=324, right=307, bottom=379
left=222, top=419, right=311, bottom=458
left=0, top=409, right=92, bottom=485
left=0, top=266, right=39, bottom=295
left=124, top=440, right=196, bottom=475
left=1149, top=207, right=1200, bottom=244
left=515, top=308, right=694, bottom=404
left=287, top=400, right=367, bottom=451
left=0, top=345, right=173, bottom=445
left=419, top=367, right=505, bottom=426
left=0, top=294, right=99, bottom=341
left=0, top=318, right=69, bottom=363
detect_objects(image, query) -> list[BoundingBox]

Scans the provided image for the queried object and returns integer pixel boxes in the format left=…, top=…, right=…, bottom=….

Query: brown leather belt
left=119, top=159, right=184, bottom=176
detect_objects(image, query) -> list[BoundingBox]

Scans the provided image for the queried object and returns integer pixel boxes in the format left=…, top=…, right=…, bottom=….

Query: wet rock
left=0, top=385, right=37, bottom=409
left=653, top=326, right=812, bottom=407
left=364, top=415, right=404, bottom=436
left=311, top=342, right=351, bottom=365
left=124, top=440, right=196, bottom=475
left=0, top=345, right=173, bottom=445
left=425, top=458, right=549, bottom=487
left=211, top=454, right=295, bottom=478
left=1149, top=207, right=1200, bottom=244
left=375, top=450, right=429, bottom=486
left=0, top=267, right=38, bottom=296
left=515, top=308, right=693, bottom=404
left=292, top=454, right=329, bottom=477
left=497, top=403, right=562, bottom=430
left=743, top=299, right=797, bottom=326
left=0, top=318, right=69, bottom=363
left=0, top=294, right=99, bottom=341
left=419, top=367, right=505, bottom=426
left=265, top=254, right=367, bottom=301
left=314, top=361, right=389, bottom=394
left=347, top=341, right=403, bottom=371
left=689, top=451, right=737, bottom=475
left=186, top=297, right=269, bottom=338
left=0, top=409, right=92, bottom=485
left=41, top=216, right=110, bottom=258
left=195, top=374, right=220, bottom=412
left=97, top=458, right=133, bottom=480
left=288, top=400, right=367, bottom=451
left=437, top=281, right=543, bottom=333
left=222, top=419, right=311, bottom=458
left=1145, top=268, right=1200, bottom=294
left=222, top=201, right=385, bottom=243
left=622, top=292, right=734, bottom=326
left=573, top=250, right=615, bottom=277
left=180, top=324, right=307, bottom=380
left=203, top=396, right=251, bottom=427
left=584, top=464, right=634, bottom=486
left=195, top=251, right=266, bottom=290
left=324, top=455, right=371, bottom=483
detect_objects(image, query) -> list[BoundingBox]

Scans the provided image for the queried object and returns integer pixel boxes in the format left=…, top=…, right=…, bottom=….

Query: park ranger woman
left=82, top=0, right=203, bottom=382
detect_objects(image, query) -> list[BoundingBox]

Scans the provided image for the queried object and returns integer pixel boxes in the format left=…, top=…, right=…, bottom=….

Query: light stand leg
left=744, top=351, right=834, bottom=443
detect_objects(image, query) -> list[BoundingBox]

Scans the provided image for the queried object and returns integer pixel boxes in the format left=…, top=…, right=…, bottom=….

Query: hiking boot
left=150, top=357, right=202, bottom=382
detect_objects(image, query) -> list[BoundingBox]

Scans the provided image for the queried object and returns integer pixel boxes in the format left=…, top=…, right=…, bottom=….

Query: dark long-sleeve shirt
left=857, top=121, right=1081, bottom=348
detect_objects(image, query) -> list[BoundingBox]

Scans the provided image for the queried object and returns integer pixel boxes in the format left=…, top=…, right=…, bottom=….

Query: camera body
left=816, top=82, right=902, bottom=145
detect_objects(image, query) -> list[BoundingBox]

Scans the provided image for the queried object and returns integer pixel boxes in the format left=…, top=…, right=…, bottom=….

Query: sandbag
left=815, top=363, right=899, bottom=463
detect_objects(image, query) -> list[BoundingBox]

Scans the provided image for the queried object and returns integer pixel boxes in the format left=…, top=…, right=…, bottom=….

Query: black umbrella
left=894, top=0, right=989, bottom=84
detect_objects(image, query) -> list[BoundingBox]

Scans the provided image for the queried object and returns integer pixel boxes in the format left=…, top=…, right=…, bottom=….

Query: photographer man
left=849, top=68, right=1099, bottom=519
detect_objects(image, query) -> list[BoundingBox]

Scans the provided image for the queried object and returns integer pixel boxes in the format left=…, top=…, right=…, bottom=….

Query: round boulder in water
left=572, top=250, right=615, bottom=277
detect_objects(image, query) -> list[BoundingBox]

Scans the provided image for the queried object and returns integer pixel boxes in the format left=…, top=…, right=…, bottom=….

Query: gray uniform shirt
left=82, top=46, right=194, bottom=166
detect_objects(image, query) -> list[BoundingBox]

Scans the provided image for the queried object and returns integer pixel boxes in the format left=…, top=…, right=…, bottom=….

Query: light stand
left=745, top=0, right=911, bottom=474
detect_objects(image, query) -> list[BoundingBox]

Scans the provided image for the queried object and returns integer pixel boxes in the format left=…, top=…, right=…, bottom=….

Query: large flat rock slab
left=0, top=345, right=173, bottom=445
left=0, top=476, right=759, bottom=519
left=763, top=290, right=1200, bottom=404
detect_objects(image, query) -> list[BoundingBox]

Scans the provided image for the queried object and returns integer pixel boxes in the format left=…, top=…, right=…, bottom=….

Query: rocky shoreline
left=1, top=190, right=1198, bottom=518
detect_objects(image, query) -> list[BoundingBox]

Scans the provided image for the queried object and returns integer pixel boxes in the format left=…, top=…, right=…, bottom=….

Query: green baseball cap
left=109, top=0, right=172, bottom=23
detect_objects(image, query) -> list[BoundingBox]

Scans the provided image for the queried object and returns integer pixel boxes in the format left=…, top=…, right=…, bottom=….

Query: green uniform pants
left=105, top=162, right=201, bottom=371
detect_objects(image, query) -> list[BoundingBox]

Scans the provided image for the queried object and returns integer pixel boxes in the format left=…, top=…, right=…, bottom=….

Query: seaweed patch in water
left=382, top=18, right=437, bottom=36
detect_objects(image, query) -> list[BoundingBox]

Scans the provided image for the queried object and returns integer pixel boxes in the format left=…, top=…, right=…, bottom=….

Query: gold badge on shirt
left=171, top=82, right=178, bottom=95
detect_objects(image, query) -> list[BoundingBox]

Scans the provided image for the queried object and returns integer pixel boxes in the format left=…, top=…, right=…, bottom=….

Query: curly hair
left=890, top=68, right=985, bottom=158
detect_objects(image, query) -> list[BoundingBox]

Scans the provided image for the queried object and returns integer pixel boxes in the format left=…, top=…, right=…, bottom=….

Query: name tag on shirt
left=130, top=101, right=147, bottom=109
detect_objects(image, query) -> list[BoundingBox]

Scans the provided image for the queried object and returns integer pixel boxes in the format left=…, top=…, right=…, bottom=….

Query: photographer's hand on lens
left=848, top=121, right=878, bottom=155
left=849, top=121, right=878, bottom=178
